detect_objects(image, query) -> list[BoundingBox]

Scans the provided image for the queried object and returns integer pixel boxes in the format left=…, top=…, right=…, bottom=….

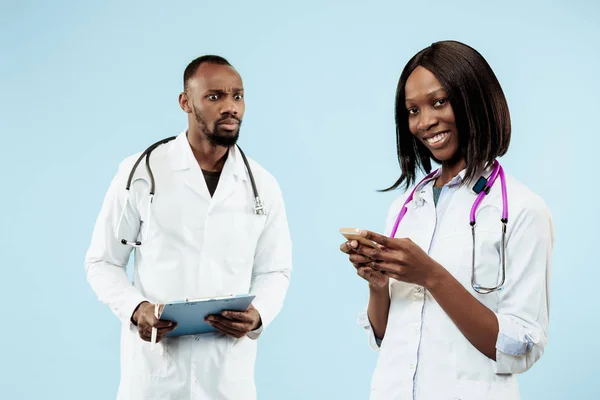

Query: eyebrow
left=405, top=88, right=446, bottom=103
left=206, top=88, right=244, bottom=93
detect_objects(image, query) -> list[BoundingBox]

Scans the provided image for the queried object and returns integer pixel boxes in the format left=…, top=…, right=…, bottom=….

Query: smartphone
left=339, top=228, right=378, bottom=248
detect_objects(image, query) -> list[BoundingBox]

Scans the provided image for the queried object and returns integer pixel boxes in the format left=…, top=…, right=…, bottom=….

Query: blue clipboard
left=159, top=294, right=256, bottom=337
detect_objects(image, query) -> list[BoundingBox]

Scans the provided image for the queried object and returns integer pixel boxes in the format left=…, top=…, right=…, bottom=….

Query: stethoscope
left=390, top=160, right=508, bottom=294
left=117, top=136, right=265, bottom=247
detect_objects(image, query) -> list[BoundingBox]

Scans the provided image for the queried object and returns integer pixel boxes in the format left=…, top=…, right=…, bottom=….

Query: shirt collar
left=433, top=160, right=499, bottom=182
left=412, top=164, right=482, bottom=207
left=431, top=165, right=466, bottom=188
left=170, top=132, right=247, bottom=181
left=417, top=166, right=465, bottom=192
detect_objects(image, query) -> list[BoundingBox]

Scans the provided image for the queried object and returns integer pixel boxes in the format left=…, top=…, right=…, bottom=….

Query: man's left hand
left=205, top=304, right=262, bottom=339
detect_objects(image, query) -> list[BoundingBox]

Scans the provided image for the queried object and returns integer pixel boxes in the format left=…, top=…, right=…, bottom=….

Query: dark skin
left=205, top=304, right=262, bottom=339
left=131, top=63, right=262, bottom=341
left=132, top=303, right=176, bottom=343
left=340, top=66, right=499, bottom=361
left=132, top=301, right=262, bottom=342
left=178, top=62, right=246, bottom=172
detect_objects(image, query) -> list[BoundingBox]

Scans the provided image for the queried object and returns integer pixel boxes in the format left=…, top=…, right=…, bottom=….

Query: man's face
left=183, top=63, right=245, bottom=146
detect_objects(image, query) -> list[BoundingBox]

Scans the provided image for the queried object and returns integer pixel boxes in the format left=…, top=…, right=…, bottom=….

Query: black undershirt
left=202, top=169, right=221, bottom=197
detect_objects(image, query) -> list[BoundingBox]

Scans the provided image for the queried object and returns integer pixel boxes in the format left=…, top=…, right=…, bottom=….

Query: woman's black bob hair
left=383, top=40, right=511, bottom=191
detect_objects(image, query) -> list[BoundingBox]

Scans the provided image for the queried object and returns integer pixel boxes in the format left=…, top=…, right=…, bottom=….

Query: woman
left=340, top=41, right=554, bottom=400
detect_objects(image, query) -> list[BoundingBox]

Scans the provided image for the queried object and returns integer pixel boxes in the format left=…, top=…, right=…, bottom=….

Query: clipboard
left=159, top=294, right=256, bottom=337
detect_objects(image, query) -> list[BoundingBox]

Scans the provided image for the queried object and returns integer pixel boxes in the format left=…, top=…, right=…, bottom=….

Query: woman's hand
left=345, top=230, right=500, bottom=361
left=350, top=230, right=443, bottom=289
left=340, top=240, right=388, bottom=289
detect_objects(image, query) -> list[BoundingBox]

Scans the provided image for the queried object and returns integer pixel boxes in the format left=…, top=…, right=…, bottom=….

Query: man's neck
left=187, top=130, right=229, bottom=172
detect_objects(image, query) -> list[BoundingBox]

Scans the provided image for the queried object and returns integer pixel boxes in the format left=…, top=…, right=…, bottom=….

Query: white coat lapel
left=169, top=133, right=211, bottom=201
left=209, top=146, right=249, bottom=211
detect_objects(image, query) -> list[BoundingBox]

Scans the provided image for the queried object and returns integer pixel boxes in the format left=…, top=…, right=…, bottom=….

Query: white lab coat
left=358, top=167, right=554, bottom=400
left=85, top=132, right=292, bottom=400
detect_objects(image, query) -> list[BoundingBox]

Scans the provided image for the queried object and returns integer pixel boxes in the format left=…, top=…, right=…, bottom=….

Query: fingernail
left=221, top=311, right=228, bottom=317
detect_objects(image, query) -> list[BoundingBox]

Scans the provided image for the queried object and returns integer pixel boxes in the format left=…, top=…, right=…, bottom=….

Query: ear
left=178, top=91, right=191, bottom=113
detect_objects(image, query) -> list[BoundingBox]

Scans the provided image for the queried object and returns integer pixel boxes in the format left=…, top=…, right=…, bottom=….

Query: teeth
left=426, top=131, right=448, bottom=144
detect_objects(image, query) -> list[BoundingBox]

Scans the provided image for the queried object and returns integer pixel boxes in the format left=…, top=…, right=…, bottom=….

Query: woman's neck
left=435, top=158, right=466, bottom=187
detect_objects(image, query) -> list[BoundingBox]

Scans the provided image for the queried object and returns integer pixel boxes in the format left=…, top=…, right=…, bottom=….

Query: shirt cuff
left=494, top=313, right=539, bottom=374
left=357, top=308, right=382, bottom=351
left=246, top=323, right=264, bottom=340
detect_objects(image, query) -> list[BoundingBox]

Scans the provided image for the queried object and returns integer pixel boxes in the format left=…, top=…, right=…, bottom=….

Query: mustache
left=216, top=115, right=241, bottom=124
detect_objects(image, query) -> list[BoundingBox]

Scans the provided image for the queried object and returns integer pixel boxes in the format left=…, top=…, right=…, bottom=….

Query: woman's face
left=405, top=66, right=460, bottom=163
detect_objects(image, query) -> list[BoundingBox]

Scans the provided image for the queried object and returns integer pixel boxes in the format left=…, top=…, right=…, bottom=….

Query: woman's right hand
left=340, top=240, right=389, bottom=289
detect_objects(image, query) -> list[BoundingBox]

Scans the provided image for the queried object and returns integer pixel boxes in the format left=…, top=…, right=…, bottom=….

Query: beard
left=192, top=104, right=241, bottom=147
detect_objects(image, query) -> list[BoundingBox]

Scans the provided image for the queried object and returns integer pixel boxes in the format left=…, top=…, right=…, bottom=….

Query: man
left=85, top=55, right=292, bottom=399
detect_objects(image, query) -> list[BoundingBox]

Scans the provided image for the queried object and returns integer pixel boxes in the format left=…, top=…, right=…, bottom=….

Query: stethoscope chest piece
left=253, top=197, right=266, bottom=216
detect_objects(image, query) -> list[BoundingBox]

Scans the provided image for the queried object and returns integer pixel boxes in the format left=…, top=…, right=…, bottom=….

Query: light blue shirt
left=375, top=172, right=463, bottom=399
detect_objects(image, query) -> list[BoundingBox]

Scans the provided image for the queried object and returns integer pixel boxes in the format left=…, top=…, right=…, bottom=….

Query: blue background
left=1, top=0, right=599, bottom=399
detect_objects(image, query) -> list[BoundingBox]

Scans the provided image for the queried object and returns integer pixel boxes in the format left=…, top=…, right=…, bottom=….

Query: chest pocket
left=206, top=201, right=267, bottom=263
left=145, top=181, right=208, bottom=242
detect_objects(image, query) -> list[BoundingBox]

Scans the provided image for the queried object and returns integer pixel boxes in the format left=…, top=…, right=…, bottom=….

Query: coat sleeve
left=494, top=197, right=554, bottom=374
left=84, top=157, right=148, bottom=324
left=247, top=176, right=292, bottom=339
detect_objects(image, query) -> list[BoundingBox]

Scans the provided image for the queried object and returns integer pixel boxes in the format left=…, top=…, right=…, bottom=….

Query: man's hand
left=132, top=302, right=177, bottom=343
left=205, top=304, right=262, bottom=339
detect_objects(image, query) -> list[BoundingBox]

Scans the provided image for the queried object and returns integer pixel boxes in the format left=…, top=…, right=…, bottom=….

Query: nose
left=416, top=108, right=438, bottom=133
left=220, top=98, right=238, bottom=116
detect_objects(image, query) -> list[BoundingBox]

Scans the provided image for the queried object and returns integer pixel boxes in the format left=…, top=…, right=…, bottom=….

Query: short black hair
left=383, top=40, right=511, bottom=192
left=183, top=55, right=232, bottom=90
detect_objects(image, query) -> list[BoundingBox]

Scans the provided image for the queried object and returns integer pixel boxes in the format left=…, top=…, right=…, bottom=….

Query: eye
left=207, top=94, right=219, bottom=101
left=233, top=93, right=244, bottom=101
left=407, top=107, right=419, bottom=115
left=434, top=98, right=447, bottom=107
